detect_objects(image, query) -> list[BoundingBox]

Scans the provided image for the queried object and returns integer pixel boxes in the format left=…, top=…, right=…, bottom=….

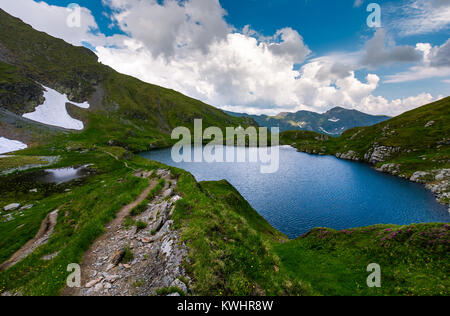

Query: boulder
left=425, top=121, right=435, bottom=128
left=410, top=171, right=430, bottom=183
left=20, top=204, right=34, bottom=211
left=435, top=169, right=450, bottom=181
left=85, top=278, right=102, bottom=288
left=336, top=151, right=359, bottom=161
left=4, top=203, right=20, bottom=212
left=171, top=279, right=188, bottom=294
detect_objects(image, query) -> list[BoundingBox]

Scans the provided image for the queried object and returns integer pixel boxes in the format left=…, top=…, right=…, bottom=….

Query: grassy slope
left=275, top=224, right=449, bottom=296
left=281, top=97, right=450, bottom=164
left=0, top=9, right=255, bottom=151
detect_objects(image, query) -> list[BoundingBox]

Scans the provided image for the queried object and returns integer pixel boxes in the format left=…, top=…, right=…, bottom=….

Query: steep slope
left=280, top=97, right=450, bottom=205
left=226, top=107, right=390, bottom=135
left=0, top=9, right=255, bottom=151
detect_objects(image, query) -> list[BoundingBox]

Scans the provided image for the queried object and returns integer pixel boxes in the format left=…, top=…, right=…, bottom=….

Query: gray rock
left=171, top=195, right=182, bottom=203
left=20, top=204, right=34, bottom=211
left=435, top=169, right=450, bottom=181
left=336, top=151, right=359, bottom=161
left=425, top=121, right=435, bottom=128
left=410, top=171, right=430, bottom=183
left=162, top=188, right=174, bottom=198
left=376, top=163, right=400, bottom=174
left=364, top=146, right=400, bottom=164
left=4, top=203, right=20, bottom=212
left=171, top=279, right=188, bottom=294
left=3, top=214, right=14, bottom=222
left=167, top=292, right=180, bottom=296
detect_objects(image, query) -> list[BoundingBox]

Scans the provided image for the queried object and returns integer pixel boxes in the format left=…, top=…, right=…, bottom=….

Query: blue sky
left=2, top=0, right=450, bottom=115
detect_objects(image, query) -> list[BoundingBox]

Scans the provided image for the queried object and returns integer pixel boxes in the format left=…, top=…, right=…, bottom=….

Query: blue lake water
left=141, top=146, right=450, bottom=239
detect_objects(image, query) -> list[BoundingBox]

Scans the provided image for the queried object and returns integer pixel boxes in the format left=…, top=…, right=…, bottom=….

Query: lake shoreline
left=289, top=145, right=450, bottom=212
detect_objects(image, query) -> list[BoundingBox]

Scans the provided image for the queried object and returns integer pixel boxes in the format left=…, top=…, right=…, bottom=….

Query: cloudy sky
left=1, top=0, right=449, bottom=116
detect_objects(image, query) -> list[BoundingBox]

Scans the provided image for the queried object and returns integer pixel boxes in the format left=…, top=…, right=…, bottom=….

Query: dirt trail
left=0, top=208, right=59, bottom=271
left=64, top=169, right=189, bottom=296
left=63, top=176, right=158, bottom=296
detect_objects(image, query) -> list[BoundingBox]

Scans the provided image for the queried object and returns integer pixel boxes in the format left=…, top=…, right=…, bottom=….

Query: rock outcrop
left=364, top=146, right=401, bottom=164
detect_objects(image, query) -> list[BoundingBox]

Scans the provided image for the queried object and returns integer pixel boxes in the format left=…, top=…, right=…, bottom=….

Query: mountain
left=0, top=9, right=255, bottom=152
left=226, top=107, right=390, bottom=136
left=280, top=97, right=450, bottom=205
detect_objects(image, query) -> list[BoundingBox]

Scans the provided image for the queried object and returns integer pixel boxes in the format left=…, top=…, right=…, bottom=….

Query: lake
left=141, top=145, right=449, bottom=239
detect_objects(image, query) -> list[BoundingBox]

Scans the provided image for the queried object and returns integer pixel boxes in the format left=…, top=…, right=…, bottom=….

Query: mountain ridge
left=226, top=106, right=390, bottom=135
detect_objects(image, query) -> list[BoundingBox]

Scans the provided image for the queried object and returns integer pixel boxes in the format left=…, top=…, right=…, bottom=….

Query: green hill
left=0, top=9, right=255, bottom=151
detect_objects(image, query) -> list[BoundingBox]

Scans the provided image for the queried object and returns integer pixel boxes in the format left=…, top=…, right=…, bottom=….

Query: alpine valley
left=0, top=9, right=448, bottom=297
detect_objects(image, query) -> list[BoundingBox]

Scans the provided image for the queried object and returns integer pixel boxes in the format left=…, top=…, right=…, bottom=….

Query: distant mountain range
left=225, top=107, right=390, bottom=136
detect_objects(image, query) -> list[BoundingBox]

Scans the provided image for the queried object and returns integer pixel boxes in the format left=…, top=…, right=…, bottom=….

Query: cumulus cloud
left=0, top=0, right=443, bottom=117
left=429, top=38, right=450, bottom=67
left=359, top=93, right=437, bottom=116
left=0, top=0, right=125, bottom=47
left=360, top=29, right=422, bottom=67
left=103, top=0, right=230, bottom=58
left=385, top=39, right=450, bottom=83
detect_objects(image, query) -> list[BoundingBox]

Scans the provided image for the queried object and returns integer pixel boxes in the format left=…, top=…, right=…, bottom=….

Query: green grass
left=0, top=150, right=150, bottom=295
left=171, top=177, right=311, bottom=296
left=123, top=217, right=135, bottom=230
left=0, top=147, right=448, bottom=296
left=121, top=246, right=134, bottom=264
left=135, top=220, right=147, bottom=231
left=274, top=224, right=449, bottom=296
left=156, top=286, right=186, bottom=296
left=0, top=155, right=49, bottom=171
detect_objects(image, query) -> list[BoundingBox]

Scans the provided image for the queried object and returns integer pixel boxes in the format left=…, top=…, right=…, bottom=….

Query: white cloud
left=0, top=0, right=125, bottom=47
left=389, top=0, right=450, bottom=36
left=360, top=29, right=422, bottom=67
left=385, top=39, right=450, bottom=83
left=103, top=0, right=230, bottom=58
left=359, top=93, right=437, bottom=116
left=0, top=0, right=444, bottom=118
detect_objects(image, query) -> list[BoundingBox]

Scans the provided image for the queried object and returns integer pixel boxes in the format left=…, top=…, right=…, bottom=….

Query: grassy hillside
left=275, top=223, right=449, bottom=296
left=0, top=9, right=255, bottom=151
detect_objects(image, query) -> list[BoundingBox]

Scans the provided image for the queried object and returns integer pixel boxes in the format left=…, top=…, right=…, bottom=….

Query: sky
left=1, top=0, right=449, bottom=116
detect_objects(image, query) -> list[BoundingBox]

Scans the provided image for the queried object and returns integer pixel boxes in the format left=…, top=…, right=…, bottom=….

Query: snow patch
left=319, top=127, right=340, bottom=135
left=328, top=118, right=340, bottom=123
left=0, top=137, right=28, bottom=154
left=23, top=86, right=90, bottom=130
